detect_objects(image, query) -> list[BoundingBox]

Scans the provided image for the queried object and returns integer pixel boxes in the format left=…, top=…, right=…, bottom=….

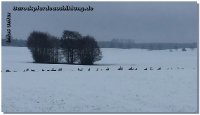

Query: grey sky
left=2, top=2, right=198, bottom=43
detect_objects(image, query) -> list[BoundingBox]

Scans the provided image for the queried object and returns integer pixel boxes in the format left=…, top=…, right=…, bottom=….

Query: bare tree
left=60, top=30, right=81, bottom=64
left=78, top=36, right=102, bottom=65
left=48, top=36, right=60, bottom=63
left=27, top=31, right=59, bottom=63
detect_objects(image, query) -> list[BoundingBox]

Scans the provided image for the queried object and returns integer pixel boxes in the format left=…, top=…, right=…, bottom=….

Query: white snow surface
left=2, top=47, right=198, bottom=113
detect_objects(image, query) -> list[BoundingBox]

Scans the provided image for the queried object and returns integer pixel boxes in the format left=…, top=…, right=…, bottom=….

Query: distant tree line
left=2, top=37, right=197, bottom=50
left=27, top=30, right=102, bottom=65
left=2, top=39, right=26, bottom=47
left=98, top=39, right=197, bottom=50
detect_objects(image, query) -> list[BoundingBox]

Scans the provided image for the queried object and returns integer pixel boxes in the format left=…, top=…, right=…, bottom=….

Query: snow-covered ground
left=2, top=46, right=198, bottom=113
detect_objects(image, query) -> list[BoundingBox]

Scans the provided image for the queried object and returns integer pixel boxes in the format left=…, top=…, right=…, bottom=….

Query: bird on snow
left=157, top=67, right=161, bottom=70
left=106, top=67, right=109, bottom=71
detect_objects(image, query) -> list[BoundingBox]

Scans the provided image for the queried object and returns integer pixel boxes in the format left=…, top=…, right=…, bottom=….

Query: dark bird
left=31, top=69, right=35, bottom=72
left=78, top=68, right=83, bottom=71
left=58, top=68, right=62, bottom=71
left=106, top=67, right=109, bottom=71
left=96, top=68, right=99, bottom=71
left=88, top=68, right=90, bottom=71
left=128, top=67, right=133, bottom=70
left=42, top=69, right=45, bottom=71
left=6, top=70, right=11, bottom=72
left=135, top=68, right=137, bottom=70
left=118, top=66, right=123, bottom=70
left=157, top=67, right=161, bottom=70
left=144, top=68, right=147, bottom=70
left=51, top=68, right=56, bottom=71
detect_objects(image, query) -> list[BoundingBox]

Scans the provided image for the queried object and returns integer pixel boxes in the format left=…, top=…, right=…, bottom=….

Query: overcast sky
left=2, top=2, right=198, bottom=43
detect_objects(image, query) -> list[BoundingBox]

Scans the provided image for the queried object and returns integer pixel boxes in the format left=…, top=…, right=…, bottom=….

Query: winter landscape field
left=2, top=46, right=198, bottom=113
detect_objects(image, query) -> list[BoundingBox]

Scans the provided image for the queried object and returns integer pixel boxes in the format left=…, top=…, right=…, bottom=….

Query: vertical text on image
left=6, top=12, right=11, bottom=43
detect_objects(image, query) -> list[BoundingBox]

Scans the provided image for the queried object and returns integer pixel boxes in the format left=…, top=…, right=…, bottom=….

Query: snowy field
left=2, top=46, right=198, bottom=113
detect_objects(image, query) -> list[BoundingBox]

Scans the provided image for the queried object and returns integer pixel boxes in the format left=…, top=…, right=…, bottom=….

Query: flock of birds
left=3, top=66, right=186, bottom=72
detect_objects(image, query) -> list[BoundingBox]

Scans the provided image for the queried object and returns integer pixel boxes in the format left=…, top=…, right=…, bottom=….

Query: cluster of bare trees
left=27, top=31, right=59, bottom=63
left=27, top=30, right=102, bottom=65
